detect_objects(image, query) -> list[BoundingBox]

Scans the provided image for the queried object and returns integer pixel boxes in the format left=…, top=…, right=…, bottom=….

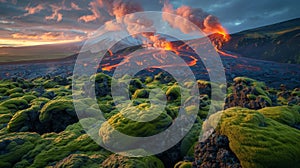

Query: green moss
left=0, top=98, right=28, bottom=113
left=133, top=89, right=150, bottom=99
left=234, top=77, right=266, bottom=89
left=21, top=95, right=37, bottom=103
left=0, top=132, right=42, bottom=167
left=166, top=85, right=181, bottom=101
left=254, top=86, right=268, bottom=97
left=277, top=96, right=288, bottom=105
left=0, top=113, right=12, bottom=124
left=0, top=87, right=8, bottom=95
left=7, top=105, right=39, bottom=132
left=233, top=77, right=256, bottom=85
left=9, top=92, right=24, bottom=98
left=258, top=95, right=272, bottom=106
left=39, top=99, right=77, bottom=132
left=54, top=153, right=107, bottom=168
left=145, top=76, right=153, bottom=83
left=180, top=123, right=201, bottom=156
left=28, top=122, right=105, bottom=168
left=99, top=104, right=172, bottom=150
left=291, top=90, right=300, bottom=96
left=43, top=80, right=58, bottom=88
left=258, top=106, right=300, bottom=126
left=91, top=73, right=111, bottom=83
left=227, top=87, right=233, bottom=95
left=205, top=107, right=300, bottom=168
left=39, top=99, right=75, bottom=123
left=101, top=154, right=164, bottom=168
left=98, top=101, right=115, bottom=114
left=247, top=94, right=257, bottom=100
left=0, top=105, right=10, bottom=114
left=174, top=161, right=193, bottom=168
left=7, top=87, right=24, bottom=95
left=165, top=106, right=179, bottom=119
left=46, top=87, right=71, bottom=97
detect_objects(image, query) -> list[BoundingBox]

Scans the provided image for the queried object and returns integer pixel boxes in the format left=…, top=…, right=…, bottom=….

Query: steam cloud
left=162, top=3, right=229, bottom=38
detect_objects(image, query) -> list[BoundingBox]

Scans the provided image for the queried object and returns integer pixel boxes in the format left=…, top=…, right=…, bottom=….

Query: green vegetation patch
left=205, top=107, right=300, bottom=168
left=101, top=154, right=164, bottom=168
left=258, top=106, right=300, bottom=127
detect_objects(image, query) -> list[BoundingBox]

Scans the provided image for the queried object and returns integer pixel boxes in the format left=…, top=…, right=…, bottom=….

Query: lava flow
left=161, top=41, right=180, bottom=55
left=208, top=33, right=238, bottom=58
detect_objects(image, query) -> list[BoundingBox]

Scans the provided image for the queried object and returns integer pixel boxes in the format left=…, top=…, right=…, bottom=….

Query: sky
left=0, top=0, right=299, bottom=47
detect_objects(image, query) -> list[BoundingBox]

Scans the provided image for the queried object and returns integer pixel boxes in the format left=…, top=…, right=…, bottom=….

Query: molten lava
left=162, top=41, right=180, bottom=55
left=107, top=49, right=113, bottom=56
left=207, top=28, right=238, bottom=58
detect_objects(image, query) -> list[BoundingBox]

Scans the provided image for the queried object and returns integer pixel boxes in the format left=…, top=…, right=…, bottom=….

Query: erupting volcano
left=74, top=1, right=238, bottom=73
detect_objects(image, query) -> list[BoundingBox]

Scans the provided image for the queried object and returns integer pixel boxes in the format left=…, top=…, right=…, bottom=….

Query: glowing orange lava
left=207, top=27, right=239, bottom=58
left=162, top=41, right=180, bottom=55
left=215, top=48, right=238, bottom=58
left=107, top=49, right=113, bottom=56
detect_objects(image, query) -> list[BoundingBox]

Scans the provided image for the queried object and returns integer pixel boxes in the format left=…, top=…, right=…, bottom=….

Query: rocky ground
left=0, top=48, right=299, bottom=89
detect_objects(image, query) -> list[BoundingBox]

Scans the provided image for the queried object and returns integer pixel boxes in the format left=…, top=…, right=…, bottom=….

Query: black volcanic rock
left=193, top=131, right=241, bottom=168
left=225, top=77, right=276, bottom=110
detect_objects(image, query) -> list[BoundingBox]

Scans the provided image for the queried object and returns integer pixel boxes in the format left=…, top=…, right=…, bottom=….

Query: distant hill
left=222, top=18, right=300, bottom=64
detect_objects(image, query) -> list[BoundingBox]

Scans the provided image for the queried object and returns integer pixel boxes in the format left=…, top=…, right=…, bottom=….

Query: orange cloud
left=78, top=15, right=97, bottom=22
left=45, top=5, right=63, bottom=22
left=71, top=2, right=81, bottom=10
left=78, top=1, right=101, bottom=23
left=24, top=4, right=44, bottom=16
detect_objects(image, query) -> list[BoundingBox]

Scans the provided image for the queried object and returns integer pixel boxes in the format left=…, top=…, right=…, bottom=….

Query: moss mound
left=7, top=105, right=39, bottom=132
left=39, top=99, right=78, bottom=133
left=204, top=107, right=300, bottom=168
left=101, top=154, right=164, bottom=168
left=0, top=98, right=28, bottom=113
left=99, top=104, right=172, bottom=150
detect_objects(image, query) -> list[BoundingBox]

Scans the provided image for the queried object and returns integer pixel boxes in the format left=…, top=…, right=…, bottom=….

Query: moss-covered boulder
left=0, top=97, right=28, bottom=113
left=129, top=78, right=144, bottom=94
left=154, top=72, right=175, bottom=84
left=166, top=85, right=181, bottom=101
left=99, top=104, right=172, bottom=150
left=204, top=107, right=300, bottom=168
left=93, top=73, right=112, bottom=97
left=132, top=89, right=150, bottom=99
left=39, top=99, right=78, bottom=133
left=101, top=154, right=164, bottom=168
left=7, top=105, right=39, bottom=132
